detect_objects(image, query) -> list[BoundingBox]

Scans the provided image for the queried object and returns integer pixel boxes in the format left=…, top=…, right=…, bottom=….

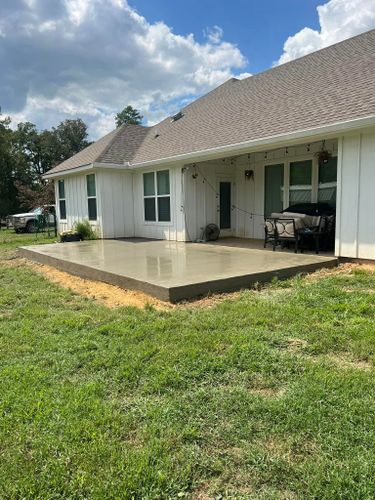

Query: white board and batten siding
left=55, top=166, right=185, bottom=241
left=133, top=166, right=186, bottom=241
left=336, top=128, right=375, bottom=260
left=55, top=172, right=103, bottom=237
left=97, top=170, right=134, bottom=239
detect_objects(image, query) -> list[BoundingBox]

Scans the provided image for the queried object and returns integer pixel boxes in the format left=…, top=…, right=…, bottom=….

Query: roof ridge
left=242, top=27, right=375, bottom=83
left=95, top=123, right=148, bottom=163
left=95, top=123, right=150, bottom=165
left=95, top=124, right=127, bottom=163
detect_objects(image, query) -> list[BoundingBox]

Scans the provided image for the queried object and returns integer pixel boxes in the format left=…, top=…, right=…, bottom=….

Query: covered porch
left=182, top=138, right=338, bottom=248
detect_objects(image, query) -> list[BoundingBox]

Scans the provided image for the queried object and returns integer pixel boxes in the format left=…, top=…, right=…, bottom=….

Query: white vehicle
left=8, top=206, right=56, bottom=233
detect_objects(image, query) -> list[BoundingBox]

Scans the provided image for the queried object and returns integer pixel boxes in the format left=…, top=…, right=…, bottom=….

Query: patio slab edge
left=19, top=246, right=172, bottom=302
left=168, top=258, right=337, bottom=302
left=19, top=245, right=337, bottom=303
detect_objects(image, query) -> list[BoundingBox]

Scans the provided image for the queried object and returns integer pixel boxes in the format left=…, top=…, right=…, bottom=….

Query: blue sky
left=1, top=0, right=374, bottom=138
left=129, top=0, right=321, bottom=73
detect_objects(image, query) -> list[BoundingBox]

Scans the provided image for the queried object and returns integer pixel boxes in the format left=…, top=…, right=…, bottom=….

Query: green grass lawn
left=0, top=232, right=374, bottom=499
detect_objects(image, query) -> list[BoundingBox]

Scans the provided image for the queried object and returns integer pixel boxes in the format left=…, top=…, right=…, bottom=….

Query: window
left=289, top=160, right=312, bottom=205
left=264, top=164, right=284, bottom=216
left=318, top=156, right=337, bottom=207
left=86, top=174, right=97, bottom=221
left=143, top=170, right=171, bottom=222
left=58, top=180, right=66, bottom=220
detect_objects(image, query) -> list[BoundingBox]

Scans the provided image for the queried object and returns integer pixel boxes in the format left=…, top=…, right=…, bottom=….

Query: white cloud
left=204, top=25, right=223, bottom=44
left=0, top=0, right=248, bottom=139
left=277, top=0, right=375, bottom=65
left=64, top=0, right=91, bottom=26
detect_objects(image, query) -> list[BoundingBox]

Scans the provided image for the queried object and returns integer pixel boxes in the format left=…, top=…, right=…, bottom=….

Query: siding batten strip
left=355, top=134, right=362, bottom=259
left=335, top=137, right=343, bottom=257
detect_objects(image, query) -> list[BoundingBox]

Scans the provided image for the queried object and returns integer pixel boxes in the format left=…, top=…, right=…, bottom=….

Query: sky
left=1, top=0, right=375, bottom=139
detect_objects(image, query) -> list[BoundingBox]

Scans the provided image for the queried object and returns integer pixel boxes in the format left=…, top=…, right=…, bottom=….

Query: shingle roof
left=48, top=124, right=148, bottom=174
left=48, top=29, right=375, bottom=175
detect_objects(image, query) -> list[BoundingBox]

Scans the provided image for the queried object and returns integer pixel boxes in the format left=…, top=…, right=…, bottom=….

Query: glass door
left=318, top=157, right=337, bottom=208
left=289, top=160, right=313, bottom=205
left=264, top=163, right=284, bottom=217
left=219, top=181, right=232, bottom=230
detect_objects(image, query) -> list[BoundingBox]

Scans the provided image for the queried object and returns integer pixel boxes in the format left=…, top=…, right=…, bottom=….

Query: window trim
left=86, top=174, right=97, bottom=221
left=263, top=154, right=338, bottom=212
left=58, top=179, right=67, bottom=221
left=143, top=169, right=171, bottom=224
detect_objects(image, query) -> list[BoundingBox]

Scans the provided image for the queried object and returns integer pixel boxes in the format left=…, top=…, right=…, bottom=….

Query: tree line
left=0, top=105, right=143, bottom=217
left=0, top=116, right=91, bottom=216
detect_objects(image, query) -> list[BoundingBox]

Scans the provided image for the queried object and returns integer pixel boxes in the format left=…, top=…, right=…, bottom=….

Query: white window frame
left=86, top=174, right=97, bottom=221
left=58, top=179, right=67, bottom=221
left=263, top=154, right=337, bottom=211
left=143, top=169, right=171, bottom=224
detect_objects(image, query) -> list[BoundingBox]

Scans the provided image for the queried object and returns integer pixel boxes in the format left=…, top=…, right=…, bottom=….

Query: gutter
left=43, top=161, right=133, bottom=180
left=43, top=162, right=94, bottom=179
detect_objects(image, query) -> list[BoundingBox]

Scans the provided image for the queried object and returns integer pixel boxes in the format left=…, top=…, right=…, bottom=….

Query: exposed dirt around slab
left=7, top=258, right=173, bottom=311
left=304, top=262, right=375, bottom=281
left=4, top=257, right=374, bottom=310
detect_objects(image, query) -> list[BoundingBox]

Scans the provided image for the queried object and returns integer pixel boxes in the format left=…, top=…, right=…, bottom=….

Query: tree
left=52, top=118, right=91, bottom=163
left=13, top=122, right=58, bottom=179
left=0, top=115, right=34, bottom=216
left=14, top=180, right=55, bottom=210
left=0, top=115, right=19, bottom=216
left=10, top=118, right=91, bottom=214
left=0, top=115, right=91, bottom=216
left=115, top=105, right=143, bottom=127
left=13, top=118, right=91, bottom=181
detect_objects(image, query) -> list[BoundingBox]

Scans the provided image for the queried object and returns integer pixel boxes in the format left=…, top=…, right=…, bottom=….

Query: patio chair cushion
left=265, top=219, right=276, bottom=234
left=280, top=211, right=306, bottom=218
left=276, top=212, right=320, bottom=229
left=275, top=219, right=295, bottom=238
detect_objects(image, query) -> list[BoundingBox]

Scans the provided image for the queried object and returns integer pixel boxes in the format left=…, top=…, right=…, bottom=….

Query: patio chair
left=274, top=218, right=301, bottom=253
left=298, top=215, right=336, bottom=254
left=264, top=218, right=278, bottom=250
left=264, top=217, right=301, bottom=253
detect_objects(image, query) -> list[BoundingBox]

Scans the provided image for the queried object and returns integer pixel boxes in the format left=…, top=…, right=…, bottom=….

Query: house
left=45, top=29, right=375, bottom=261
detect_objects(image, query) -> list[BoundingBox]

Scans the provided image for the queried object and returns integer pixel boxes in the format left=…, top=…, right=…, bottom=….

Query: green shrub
left=73, top=220, right=98, bottom=240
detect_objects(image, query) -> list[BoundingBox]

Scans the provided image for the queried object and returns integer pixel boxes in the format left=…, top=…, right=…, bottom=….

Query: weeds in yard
left=0, top=233, right=374, bottom=498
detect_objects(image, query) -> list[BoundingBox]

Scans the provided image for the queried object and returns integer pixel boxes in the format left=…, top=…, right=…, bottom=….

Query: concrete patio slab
left=20, top=239, right=337, bottom=302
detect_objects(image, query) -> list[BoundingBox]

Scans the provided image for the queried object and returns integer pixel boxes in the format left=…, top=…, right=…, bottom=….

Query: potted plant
left=316, top=141, right=331, bottom=164
left=59, top=230, right=82, bottom=243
